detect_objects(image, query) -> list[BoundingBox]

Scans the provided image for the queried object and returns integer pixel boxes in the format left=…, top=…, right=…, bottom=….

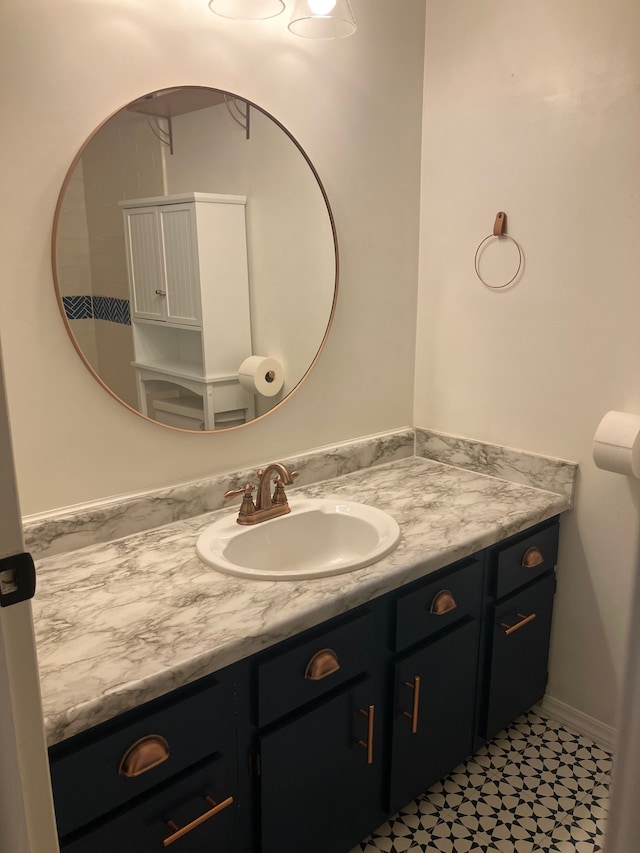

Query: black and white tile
left=354, top=711, right=613, bottom=853
left=62, top=294, right=131, bottom=325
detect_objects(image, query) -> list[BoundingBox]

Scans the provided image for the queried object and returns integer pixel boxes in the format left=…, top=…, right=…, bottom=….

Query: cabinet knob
left=118, top=734, right=169, bottom=778
left=163, top=795, right=234, bottom=847
left=521, top=546, right=544, bottom=568
left=304, top=648, right=341, bottom=681
left=155, top=289, right=167, bottom=296
left=430, top=589, right=457, bottom=615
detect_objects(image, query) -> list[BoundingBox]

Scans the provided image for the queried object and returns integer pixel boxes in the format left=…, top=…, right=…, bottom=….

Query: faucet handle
left=271, top=471, right=299, bottom=505
left=224, top=483, right=255, bottom=500
left=224, top=483, right=256, bottom=523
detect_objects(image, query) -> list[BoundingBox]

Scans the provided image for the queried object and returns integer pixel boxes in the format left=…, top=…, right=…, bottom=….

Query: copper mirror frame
left=52, top=86, right=338, bottom=433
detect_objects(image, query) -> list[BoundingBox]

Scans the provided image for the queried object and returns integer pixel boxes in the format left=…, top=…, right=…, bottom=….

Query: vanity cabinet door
left=388, top=619, right=479, bottom=816
left=49, top=675, right=235, bottom=837
left=482, top=571, right=556, bottom=741
left=260, top=677, right=386, bottom=853
left=60, top=755, right=238, bottom=853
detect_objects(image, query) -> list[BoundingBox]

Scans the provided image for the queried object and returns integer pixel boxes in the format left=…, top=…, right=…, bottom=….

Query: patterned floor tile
left=352, top=710, right=612, bottom=853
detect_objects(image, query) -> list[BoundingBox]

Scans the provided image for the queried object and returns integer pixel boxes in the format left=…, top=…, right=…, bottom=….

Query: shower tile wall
left=55, top=109, right=164, bottom=406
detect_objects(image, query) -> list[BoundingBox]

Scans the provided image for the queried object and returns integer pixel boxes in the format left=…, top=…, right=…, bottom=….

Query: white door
left=0, top=342, right=59, bottom=853
left=603, top=560, right=640, bottom=852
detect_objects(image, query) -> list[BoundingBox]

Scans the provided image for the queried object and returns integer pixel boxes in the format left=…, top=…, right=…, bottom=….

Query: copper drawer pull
left=402, top=676, right=421, bottom=734
left=501, top=612, right=537, bottom=636
left=522, top=546, right=544, bottom=568
left=163, top=794, right=234, bottom=847
left=304, top=648, right=340, bottom=681
left=118, top=735, right=169, bottom=778
left=430, top=589, right=457, bottom=615
left=357, top=705, right=375, bottom=764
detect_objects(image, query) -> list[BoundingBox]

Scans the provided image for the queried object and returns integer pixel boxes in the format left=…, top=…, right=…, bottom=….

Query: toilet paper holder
left=593, top=411, right=640, bottom=478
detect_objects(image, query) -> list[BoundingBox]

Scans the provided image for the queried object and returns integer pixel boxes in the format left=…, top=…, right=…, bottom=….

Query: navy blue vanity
left=48, top=516, right=559, bottom=853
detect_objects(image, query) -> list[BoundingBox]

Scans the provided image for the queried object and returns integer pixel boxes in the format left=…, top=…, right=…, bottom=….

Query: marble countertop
left=33, top=456, right=571, bottom=747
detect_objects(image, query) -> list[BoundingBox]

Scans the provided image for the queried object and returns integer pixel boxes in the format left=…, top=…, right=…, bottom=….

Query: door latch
left=0, top=552, right=36, bottom=607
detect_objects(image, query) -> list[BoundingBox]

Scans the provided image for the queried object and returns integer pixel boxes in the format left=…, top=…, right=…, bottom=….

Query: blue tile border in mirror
left=62, top=295, right=131, bottom=325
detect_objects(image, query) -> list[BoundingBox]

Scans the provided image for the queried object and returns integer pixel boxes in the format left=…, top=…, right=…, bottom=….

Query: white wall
left=0, top=0, right=424, bottom=515
left=6, top=0, right=628, bottom=739
left=415, top=0, right=640, bottom=729
left=165, top=103, right=335, bottom=412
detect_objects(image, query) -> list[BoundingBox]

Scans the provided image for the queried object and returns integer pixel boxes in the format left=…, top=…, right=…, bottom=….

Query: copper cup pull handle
left=430, top=590, right=457, bottom=616
left=522, top=546, right=544, bottom=568
left=304, top=648, right=341, bottom=681
left=163, top=795, right=234, bottom=847
left=357, top=705, right=375, bottom=764
left=402, top=676, right=421, bottom=733
left=118, top=735, right=169, bottom=778
left=501, top=612, right=537, bottom=636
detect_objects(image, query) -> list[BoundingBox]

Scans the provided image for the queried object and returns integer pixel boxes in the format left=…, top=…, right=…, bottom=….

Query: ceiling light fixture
left=208, top=0, right=285, bottom=20
left=288, top=0, right=357, bottom=39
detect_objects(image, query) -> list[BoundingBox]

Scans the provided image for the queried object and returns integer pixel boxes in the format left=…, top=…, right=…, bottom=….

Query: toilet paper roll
left=593, top=411, right=640, bottom=477
left=238, top=356, right=284, bottom=397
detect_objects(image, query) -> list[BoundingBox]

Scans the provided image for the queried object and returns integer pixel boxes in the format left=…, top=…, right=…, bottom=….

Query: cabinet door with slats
left=160, top=205, right=202, bottom=327
left=124, top=208, right=166, bottom=321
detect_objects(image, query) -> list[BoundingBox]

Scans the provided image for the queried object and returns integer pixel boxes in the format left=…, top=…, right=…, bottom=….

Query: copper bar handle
left=521, top=546, right=544, bottom=568
left=163, top=795, right=234, bottom=847
left=402, top=676, right=421, bottom=734
left=118, top=735, right=169, bottom=778
left=501, top=612, right=537, bottom=636
left=304, top=648, right=340, bottom=681
left=357, top=705, right=375, bottom=765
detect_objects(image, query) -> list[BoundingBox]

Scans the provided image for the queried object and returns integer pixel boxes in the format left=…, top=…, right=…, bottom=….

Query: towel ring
left=474, top=211, right=523, bottom=289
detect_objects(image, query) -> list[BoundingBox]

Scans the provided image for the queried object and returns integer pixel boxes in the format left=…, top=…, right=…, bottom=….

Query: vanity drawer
left=60, top=755, right=238, bottom=853
left=393, top=557, right=483, bottom=652
left=492, top=519, right=559, bottom=600
left=258, top=610, right=375, bottom=727
left=50, top=674, right=234, bottom=838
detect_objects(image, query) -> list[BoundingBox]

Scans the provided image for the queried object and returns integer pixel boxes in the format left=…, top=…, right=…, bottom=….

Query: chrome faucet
left=225, top=462, right=298, bottom=525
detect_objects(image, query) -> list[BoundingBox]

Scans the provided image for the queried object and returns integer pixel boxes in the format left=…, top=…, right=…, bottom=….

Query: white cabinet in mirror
left=52, top=86, right=338, bottom=432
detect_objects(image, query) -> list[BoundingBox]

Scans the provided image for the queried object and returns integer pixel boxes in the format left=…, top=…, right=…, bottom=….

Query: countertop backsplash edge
left=415, top=427, right=577, bottom=504
left=24, top=427, right=577, bottom=560
left=24, top=428, right=415, bottom=559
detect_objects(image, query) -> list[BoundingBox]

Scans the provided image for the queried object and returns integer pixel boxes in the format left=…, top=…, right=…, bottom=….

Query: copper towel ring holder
left=474, top=211, right=523, bottom=289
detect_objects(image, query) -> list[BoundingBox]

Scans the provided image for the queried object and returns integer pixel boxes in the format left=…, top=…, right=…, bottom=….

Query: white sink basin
left=196, top=498, right=401, bottom=580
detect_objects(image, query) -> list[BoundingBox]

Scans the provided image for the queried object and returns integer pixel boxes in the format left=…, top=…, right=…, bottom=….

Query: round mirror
left=52, top=86, right=337, bottom=432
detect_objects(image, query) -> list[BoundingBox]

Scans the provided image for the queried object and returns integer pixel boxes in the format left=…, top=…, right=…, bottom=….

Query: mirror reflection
left=53, top=86, right=337, bottom=431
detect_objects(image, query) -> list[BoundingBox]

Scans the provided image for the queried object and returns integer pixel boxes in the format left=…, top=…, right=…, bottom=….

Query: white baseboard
left=536, top=695, right=617, bottom=752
